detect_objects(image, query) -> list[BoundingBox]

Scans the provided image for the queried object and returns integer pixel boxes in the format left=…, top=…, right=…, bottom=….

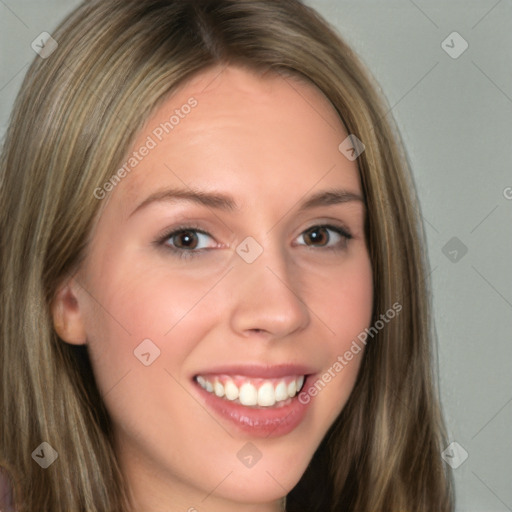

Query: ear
left=51, top=278, right=87, bottom=345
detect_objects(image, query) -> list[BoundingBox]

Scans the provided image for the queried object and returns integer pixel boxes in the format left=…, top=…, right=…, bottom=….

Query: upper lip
left=193, top=363, right=316, bottom=379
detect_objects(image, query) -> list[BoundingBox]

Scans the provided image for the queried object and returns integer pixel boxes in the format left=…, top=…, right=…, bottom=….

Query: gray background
left=1, top=1, right=511, bottom=510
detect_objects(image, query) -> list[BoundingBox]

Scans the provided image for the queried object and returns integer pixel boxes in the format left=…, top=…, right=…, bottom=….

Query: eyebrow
left=129, top=186, right=364, bottom=217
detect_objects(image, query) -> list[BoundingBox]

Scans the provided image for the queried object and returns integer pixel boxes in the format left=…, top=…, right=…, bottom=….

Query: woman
left=0, top=0, right=454, bottom=510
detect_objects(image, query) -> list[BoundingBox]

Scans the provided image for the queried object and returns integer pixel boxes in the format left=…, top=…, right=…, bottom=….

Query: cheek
left=318, top=251, right=374, bottom=345
left=105, top=261, right=225, bottom=335
left=80, top=259, right=222, bottom=394
left=307, top=252, right=373, bottom=417
left=78, top=268, right=211, bottom=450
left=76, top=264, right=241, bottom=490
left=83, top=255, right=214, bottom=345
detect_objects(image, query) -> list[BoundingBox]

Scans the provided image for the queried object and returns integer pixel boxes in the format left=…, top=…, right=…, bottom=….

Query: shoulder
left=0, top=467, right=15, bottom=512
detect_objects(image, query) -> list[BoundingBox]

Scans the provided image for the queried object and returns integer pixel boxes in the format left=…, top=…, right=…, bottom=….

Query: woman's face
left=57, top=66, right=373, bottom=511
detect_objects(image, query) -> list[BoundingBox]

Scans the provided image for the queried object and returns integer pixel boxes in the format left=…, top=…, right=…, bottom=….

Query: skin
left=52, top=65, right=373, bottom=512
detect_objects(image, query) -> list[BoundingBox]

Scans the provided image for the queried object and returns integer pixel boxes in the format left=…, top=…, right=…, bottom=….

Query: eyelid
left=293, top=224, right=352, bottom=248
left=155, top=224, right=218, bottom=250
left=154, top=221, right=353, bottom=259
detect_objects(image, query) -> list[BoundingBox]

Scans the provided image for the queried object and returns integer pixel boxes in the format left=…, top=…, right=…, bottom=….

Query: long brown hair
left=0, top=0, right=454, bottom=510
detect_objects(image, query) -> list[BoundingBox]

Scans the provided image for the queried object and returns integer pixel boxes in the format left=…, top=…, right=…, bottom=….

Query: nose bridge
left=228, top=235, right=310, bottom=337
left=243, top=244, right=292, bottom=294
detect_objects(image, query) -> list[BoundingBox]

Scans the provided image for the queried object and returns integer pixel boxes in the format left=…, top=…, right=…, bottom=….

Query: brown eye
left=303, top=226, right=330, bottom=246
left=155, top=226, right=217, bottom=260
left=159, top=227, right=216, bottom=253
left=172, top=230, right=199, bottom=249
left=297, top=224, right=352, bottom=249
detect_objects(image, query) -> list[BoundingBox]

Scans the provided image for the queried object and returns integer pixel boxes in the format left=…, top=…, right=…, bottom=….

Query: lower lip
left=194, top=375, right=314, bottom=438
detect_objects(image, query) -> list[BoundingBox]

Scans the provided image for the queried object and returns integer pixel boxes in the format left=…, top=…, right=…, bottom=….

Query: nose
left=228, top=243, right=310, bottom=340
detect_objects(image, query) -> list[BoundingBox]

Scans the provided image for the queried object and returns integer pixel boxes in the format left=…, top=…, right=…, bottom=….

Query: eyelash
left=154, top=223, right=353, bottom=260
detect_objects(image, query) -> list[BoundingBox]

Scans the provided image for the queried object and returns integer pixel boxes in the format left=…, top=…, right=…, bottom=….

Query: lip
left=191, top=365, right=317, bottom=438
left=192, top=363, right=316, bottom=379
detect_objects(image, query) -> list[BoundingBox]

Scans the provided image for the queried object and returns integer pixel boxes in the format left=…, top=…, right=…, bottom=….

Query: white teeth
left=239, top=383, right=258, bottom=406
left=195, top=374, right=307, bottom=407
left=258, top=381, right=276, bottom=407
left=287, top=380, right=297, bottom=397
left=274, top=381, right=288, bottom=401
left=214, top=381, right=225, bottom=398
left=224, top=380, right=239, bottom=401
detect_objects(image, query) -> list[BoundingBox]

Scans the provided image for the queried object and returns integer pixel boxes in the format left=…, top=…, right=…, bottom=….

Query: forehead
left=116, top=65, right=360, bottom=211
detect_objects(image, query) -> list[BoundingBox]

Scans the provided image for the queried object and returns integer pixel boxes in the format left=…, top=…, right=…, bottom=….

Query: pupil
left=307, top=227, right=327, bottom=246
left=178, top=231, right=197, bottom=248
